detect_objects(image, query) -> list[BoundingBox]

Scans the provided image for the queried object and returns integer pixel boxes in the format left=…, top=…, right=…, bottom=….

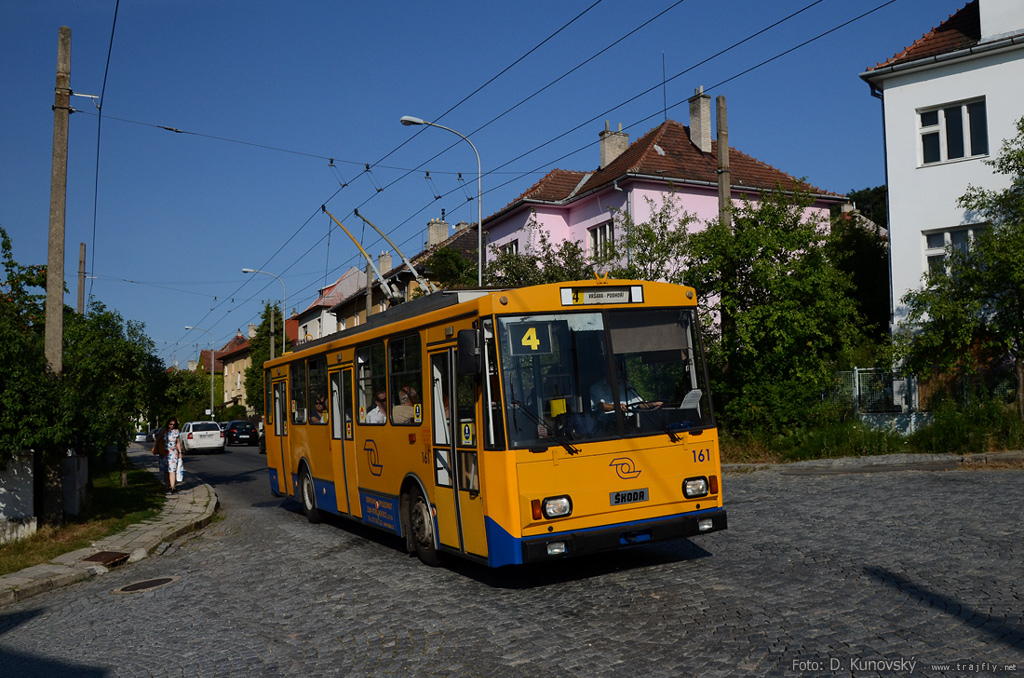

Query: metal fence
left=830, top=368, right=916, bottom=414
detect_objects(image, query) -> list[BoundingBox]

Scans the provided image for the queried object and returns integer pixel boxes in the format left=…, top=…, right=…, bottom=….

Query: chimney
left=378, top=251, right=392, bottom=275
left=688, top=86, right=712, bottom=153
left=981, top=0, right=1024, bottom=41
left=427, top=218, right=449, bottom=247
left=599, top=121, right=629, bottom=169
left=247, top=323, right=257, bottom=339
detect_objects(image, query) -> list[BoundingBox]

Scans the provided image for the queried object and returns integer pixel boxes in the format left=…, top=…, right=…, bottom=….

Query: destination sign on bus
left=560, top=285, right=643, bottom=306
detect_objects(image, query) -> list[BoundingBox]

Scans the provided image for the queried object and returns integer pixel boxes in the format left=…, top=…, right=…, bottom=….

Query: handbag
left=152, top=429, right=167, bottom=456
left=176, top=458, right=184, bottom=483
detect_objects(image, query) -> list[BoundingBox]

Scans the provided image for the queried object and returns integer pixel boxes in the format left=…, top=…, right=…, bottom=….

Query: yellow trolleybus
left=262, top=278, right=726, bottom=567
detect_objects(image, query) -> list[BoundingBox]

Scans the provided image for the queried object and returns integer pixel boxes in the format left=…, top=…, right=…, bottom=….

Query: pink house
left=485, top=91, right=845, bottom=262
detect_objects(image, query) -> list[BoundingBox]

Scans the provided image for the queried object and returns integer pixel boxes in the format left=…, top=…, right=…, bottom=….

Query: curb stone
left=723, top=449, right=1024, bottom=475
left=0, top=447, right=218, bottom=608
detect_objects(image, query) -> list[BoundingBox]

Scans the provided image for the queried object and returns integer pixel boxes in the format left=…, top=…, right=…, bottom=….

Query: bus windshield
left=497, top=308, right=712, bottom=449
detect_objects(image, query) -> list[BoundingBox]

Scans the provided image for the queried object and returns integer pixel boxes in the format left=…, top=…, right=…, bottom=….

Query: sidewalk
left=0, top=447, right=218, bottom=608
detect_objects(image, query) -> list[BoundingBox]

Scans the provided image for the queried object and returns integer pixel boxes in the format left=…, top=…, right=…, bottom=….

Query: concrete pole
left=716, top=95, right=732, bottom=233
left=45, top=26, right=71, bottom=373
left=77, top=242, right=85, bottom=314
left=269, top=305, right=276, bottom=361
left=365, top=262, right=373, bottom=320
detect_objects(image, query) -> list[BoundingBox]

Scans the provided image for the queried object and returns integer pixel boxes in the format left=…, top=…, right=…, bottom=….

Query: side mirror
left=456, top=329, right=481, bottom=375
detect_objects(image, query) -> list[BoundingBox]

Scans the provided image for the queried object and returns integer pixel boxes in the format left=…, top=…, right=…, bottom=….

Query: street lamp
left=184, top=326, right=216, bottom=421
left=242, top=268, right=286, bottom=359
left=400, top=115, right=483, bottom=287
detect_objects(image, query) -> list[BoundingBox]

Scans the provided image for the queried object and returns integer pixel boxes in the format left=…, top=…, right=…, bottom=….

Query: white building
left=860, top=0, right=1024, bottom=329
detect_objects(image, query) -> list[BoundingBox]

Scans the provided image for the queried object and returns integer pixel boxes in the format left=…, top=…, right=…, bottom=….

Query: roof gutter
left=484, top=169, right=845, bottom=227
left=860, top=33, right=1024, bottom=84
left=623, top=173, right=846, bottom=204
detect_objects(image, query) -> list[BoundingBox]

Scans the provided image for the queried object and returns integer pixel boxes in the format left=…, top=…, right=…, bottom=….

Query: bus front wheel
left=300, top=466, right=322, bottom=524
left=407, top=486, right=439, bottom=566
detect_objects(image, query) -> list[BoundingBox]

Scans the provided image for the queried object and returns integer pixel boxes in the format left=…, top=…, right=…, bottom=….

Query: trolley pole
left=45, top=26, right=71, bottom=374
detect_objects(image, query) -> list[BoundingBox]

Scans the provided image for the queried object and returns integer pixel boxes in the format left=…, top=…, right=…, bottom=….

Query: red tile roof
left=217, top=332, right=251, bottom=361
left=496, top=119, right=837, bottom=216
left=868, top=1, right=981, bottom=71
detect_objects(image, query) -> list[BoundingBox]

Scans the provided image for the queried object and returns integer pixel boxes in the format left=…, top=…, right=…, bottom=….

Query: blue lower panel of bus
left=359, top=490, right=402, bottom=535
left=485, top=507, right=728, bottom=567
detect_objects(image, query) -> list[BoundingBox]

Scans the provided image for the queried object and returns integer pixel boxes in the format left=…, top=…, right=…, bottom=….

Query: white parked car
left=180, top=421, right=225, bottom=454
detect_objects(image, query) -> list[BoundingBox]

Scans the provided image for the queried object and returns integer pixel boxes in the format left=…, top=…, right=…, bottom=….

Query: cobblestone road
left=1, top=461, right=1021, bottom=677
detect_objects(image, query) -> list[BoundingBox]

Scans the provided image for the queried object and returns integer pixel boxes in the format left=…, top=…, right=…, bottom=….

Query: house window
left=919, top=99, right=988, bottom=166
left=499, top=239, right=519, bottom=256
left=924, top=225, right=985, bottom=274
left=589, top=222, right=614, bottom=258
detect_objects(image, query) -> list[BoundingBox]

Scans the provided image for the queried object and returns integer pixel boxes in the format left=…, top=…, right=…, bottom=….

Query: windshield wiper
left=624, top=385, right=680, bottom=444
left=510, top=399, right=579, bottom=455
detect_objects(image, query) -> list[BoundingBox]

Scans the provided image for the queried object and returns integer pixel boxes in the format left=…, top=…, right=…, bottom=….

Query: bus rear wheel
left=407, top=486, right=439, bottom=566
left=300, top=466, right=322, bottom=524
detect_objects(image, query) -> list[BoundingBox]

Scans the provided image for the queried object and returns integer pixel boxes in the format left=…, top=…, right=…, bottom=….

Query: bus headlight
left=542, top=495, right=573, bottom=519
left=683, top=477, right=709, bottom=498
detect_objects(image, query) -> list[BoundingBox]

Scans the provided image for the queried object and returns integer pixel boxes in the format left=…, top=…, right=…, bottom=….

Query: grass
left=0, top=463, right=165, bottom=577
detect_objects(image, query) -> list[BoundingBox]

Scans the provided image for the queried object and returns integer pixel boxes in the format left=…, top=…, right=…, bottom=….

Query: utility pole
left=716, top=95, right=731, bottom=232
left=77, top=242, right=85, bottom=314
left=45, top=26, right=71, bottom=373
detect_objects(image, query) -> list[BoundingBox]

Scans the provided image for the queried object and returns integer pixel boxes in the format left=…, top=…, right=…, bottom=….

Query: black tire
left=407, top=485, right=440, bottom=566
left=299, top=466, right=322, bottom=524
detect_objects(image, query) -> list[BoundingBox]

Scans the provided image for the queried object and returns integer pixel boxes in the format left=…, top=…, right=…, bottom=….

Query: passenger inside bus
left=392, top=385, right=419, bottom=424
left=309, top=394, right=328, bottom=424
left=365, top=391, right=387, bottom=424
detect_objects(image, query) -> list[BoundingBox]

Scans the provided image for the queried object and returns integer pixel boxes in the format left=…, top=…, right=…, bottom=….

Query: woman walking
left=162, top=419, right=183, bottom=493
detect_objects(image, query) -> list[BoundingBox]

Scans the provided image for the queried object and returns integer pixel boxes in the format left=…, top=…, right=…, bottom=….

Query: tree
left=163, top=367, right=210, bottom=424
left=686, top=188, right=865, bottom=433
left=601, top=194, right=697, bottom=284
left=598, top=188, right=866, bottom=433
left=484, top=215, right=593, bottom=286
left=898, top=117, right=1024, bottom=417
left=2, top=226, right=166, bottom=517
left=845, top=185, right=888, bottom=233
left=423, top=245, right=477, bottom=289
left=244, top=301, right=283, bottom=419
left=826, top=209, right=890, bottom=340
left=0, top=226, right=59, bottom=466
left=62, top=301, right=163, bottom=485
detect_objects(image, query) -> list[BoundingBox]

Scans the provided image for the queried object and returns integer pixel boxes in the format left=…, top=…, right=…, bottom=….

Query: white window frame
left=923, top=225, right=985, bottom=275
left=589, top=221, right=614, bottom=258
left=918, top=98, right=988, bottom=167
left=498, top=239, right=519, bottom=256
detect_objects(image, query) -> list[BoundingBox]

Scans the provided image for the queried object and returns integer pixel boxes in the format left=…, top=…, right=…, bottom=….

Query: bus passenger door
left=272, top=379, right=290, bottom=495
left=329, top=368, right=355, bottom=515
left=429, top=350, right=488, bottom=558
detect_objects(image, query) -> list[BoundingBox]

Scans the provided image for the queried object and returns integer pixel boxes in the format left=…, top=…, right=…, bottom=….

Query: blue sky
left=1, top=0, right=967, bottom=366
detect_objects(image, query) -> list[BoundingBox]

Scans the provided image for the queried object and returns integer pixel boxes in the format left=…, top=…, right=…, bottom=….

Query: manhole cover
left=113, top=576, right=180, bottom=594
left=81, top=551, right=129, bottom=567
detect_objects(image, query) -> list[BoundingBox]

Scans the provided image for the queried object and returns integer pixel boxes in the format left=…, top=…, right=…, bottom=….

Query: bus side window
left=482, top=319, right=505, bottom=449
left=308, top=356, right=328, bottom=425
left=357, top=343, right=386, bottom=425
left=291, top=359, right=307, bottom=425
left=389, top=334, right=422, bottom=426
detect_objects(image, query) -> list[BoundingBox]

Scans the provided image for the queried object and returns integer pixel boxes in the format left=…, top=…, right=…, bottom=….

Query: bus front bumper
left=518, top=507, right=728, bottom=565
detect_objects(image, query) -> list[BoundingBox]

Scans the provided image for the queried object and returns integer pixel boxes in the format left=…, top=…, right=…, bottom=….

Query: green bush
left=906, top=397, right=1024, bottom=454
left=773, top=419, right=906, bottom=462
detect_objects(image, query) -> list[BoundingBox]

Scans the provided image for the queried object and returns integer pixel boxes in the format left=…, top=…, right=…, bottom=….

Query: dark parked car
left=226, top=420, right=257, bottom=446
